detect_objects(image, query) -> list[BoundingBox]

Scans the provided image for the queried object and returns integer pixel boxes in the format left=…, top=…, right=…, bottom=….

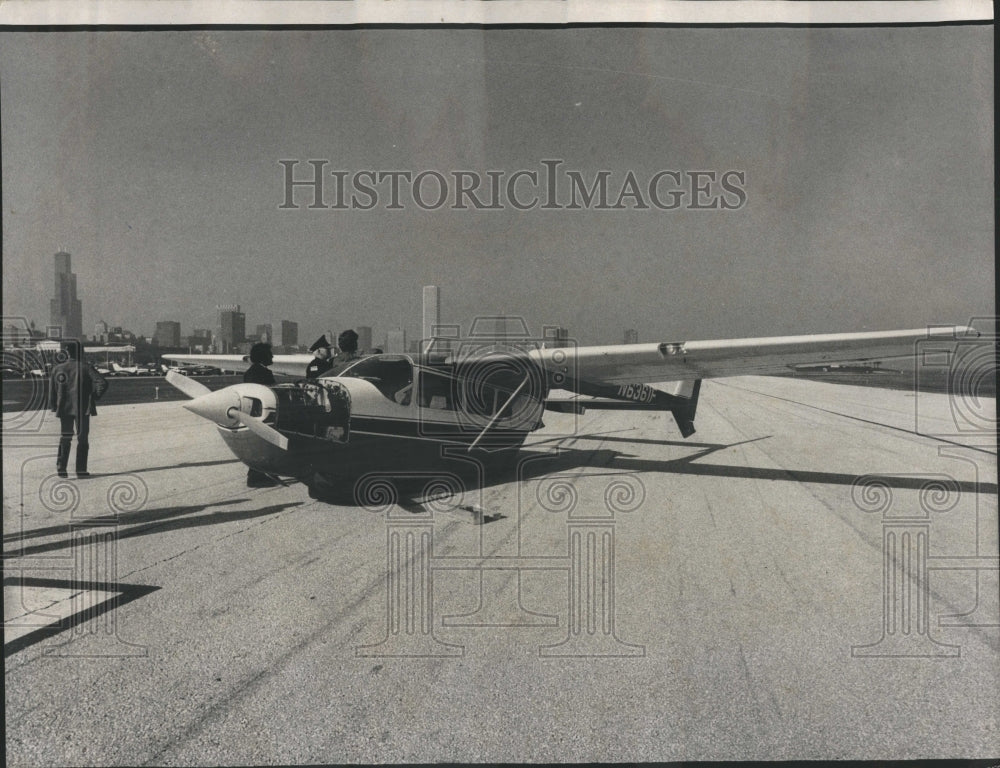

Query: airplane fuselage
left=187, top=353, right=546, bottom=486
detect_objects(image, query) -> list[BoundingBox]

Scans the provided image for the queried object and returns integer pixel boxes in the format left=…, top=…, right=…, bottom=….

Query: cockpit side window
left=417, top=368, right=458, bottom=410
left=340, top=356, right=414, bottom=405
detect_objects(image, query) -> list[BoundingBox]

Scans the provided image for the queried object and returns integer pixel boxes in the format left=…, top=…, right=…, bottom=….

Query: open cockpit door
left=272, top=380, right=351, bottom=443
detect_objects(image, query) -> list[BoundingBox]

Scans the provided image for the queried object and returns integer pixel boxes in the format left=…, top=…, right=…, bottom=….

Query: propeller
left=177, top=381, right=290, bottom=451
left=166, top=369, right=211, bottom=399
left=236, top=410, right=289, bottom=450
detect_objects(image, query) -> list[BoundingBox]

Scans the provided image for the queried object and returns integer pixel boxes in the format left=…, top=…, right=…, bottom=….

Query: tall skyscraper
left=422, top=285, right=440, bottom=350
left=154, top=321, right=182, bottom=347
left=355, top=325, right=373, bottom=354
left=256, top=323, right=273, bottom=344
left=50, top=251, right=83, bottom=340
left=217, top=304, right=245, bottom=353
left=286, top=321, right=298, bottom=347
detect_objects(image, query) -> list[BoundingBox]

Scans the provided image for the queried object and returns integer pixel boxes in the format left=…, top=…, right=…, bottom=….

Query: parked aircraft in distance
left=164, top=362, right=224, bottom=376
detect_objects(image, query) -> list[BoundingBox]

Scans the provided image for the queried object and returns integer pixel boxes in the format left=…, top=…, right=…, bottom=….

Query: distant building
left=386, top=329, right=406, bottom=354
left=355, top=325, right=373, bottom=354
left=107, top=326, right=136, bottom=343
left=154, top=321, right=182, bottom=347
left=217, top=304, right=245, bottom=353
left=94, top=319, right=109, bottom=343
left=50, top=251, right=83, bottom=341
left=186, top=329, right=212, bottom=352
left=422, top=285, right=440, bottom=351
left=255, top=323, right=272, bottom=344
left=273, top=320, right=298, bottom=349
left=624, top=328, right=639, bottom=344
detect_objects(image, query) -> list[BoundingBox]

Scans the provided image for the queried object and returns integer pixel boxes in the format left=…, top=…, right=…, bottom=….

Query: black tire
left=306, top=471, right=349, bottom=503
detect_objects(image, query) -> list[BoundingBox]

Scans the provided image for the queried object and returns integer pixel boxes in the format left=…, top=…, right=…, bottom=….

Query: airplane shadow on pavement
left=370, top=434, right=995, bottom=511
left=3, top=500, right=304, bottom=557
left=338, top=436, right=772, bottom=514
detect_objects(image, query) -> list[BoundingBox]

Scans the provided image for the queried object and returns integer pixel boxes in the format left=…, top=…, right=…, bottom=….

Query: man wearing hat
left=305, top=334, right=334, bottom=379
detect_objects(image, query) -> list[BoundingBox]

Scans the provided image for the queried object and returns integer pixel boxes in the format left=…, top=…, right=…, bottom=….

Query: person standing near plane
left=305, top=335, right=334, bottom=379
left=328, top=329, right=362, bottom=375
left=244, top=342, right=276, bottom=386
left=50, top=340, right=108, bottom=478
left=243, top=342, right=277, bottom=487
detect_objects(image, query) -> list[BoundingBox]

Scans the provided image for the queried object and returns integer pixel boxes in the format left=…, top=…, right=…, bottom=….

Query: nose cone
left=184, top=386, right=242, bottom=428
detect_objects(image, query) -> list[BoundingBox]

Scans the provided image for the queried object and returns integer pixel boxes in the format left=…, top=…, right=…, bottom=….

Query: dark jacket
left=50, top=360, right=107, bottom=418
left=305, top=357, right=334, bottom=379
left=243, top=363, right=276, bottom=385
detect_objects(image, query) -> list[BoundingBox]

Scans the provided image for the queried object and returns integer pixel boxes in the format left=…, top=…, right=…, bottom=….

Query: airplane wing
left=526, top=325, right=982, bottom=386
left=162, top=354, right=312, bottom=378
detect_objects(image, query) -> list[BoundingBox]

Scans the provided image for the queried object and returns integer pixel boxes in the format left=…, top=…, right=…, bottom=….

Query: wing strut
left=671, top=379, right=701, bottom=438
left=468, top=375, right=531, bottom=451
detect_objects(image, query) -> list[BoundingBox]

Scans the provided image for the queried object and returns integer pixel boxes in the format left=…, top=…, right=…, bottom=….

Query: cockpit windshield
left=339, top=355, right=414, bottom=405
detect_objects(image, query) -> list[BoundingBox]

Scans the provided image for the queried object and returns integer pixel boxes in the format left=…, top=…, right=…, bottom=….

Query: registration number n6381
left=616, top=383, right=656, bottom=403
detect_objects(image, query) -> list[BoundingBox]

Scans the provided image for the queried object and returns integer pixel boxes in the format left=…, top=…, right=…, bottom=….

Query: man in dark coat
left=49, top=340, right=108, bottom=478
left=244, top=342, right=276, bottom=386
left=328, top=329, right=363, bottom=376
left=304, top=335, right=334, bottom=379
left=243, top=342, right=277, bottom=487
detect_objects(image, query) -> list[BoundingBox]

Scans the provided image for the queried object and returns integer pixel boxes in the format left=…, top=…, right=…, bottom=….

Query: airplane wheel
left=306, top=472, right=348, bottom=503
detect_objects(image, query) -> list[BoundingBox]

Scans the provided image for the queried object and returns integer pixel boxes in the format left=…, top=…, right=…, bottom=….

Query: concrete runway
left=3, top=376, right=997, bottom=763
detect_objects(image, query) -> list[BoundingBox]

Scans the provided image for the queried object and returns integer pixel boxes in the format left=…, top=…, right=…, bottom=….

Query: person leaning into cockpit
left=305, top=335, right=334, bottom=379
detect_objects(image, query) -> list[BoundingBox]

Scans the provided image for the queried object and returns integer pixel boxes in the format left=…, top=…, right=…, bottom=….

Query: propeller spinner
left=168, top=373, right=289, bottom=450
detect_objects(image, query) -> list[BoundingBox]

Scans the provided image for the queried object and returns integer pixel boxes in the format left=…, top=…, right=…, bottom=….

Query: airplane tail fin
left=545, top=377, right=703, bottom=437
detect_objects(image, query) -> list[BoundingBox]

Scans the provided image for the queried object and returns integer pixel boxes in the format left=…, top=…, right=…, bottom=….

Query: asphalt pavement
left=3, top=376, right=997, bottom=763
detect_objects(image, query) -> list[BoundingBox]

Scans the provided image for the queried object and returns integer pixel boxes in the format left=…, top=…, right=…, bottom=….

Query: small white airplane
left=111, top=362, right=156, bottom=376
left=163, top=325, right=984, bottom=499
left=164, top=362, right=224, bottom=376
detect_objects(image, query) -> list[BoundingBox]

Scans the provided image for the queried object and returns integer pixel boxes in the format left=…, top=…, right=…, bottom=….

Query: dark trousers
left=58, top=414, right=91, bottom=473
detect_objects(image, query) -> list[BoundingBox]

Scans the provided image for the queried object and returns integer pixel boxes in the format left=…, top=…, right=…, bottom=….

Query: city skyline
left=25, top=253, right=583, bottom=350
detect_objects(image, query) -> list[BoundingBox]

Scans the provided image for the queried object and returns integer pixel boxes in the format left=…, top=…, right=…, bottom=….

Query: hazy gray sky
left=1, top=26, right=993, bottom=345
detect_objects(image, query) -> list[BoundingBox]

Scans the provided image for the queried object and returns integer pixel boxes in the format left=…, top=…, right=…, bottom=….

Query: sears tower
left=50, top=251, right=83, bottom=340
